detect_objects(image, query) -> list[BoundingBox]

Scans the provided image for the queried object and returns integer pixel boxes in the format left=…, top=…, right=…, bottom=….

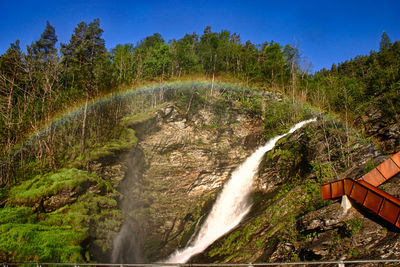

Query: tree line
left=304, top=32, right=399, bottom=120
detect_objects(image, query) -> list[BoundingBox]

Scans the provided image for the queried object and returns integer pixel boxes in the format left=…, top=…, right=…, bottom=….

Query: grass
left=1, top=168, right=122, bottom=262
left=262, top=100, right=315, bottom=140
left=0, top=207, right=87, bottom=262
left=85, top=127, right=138, bottom=162
left=348, top=217, right=363, bottom=235
left=7, top=168, right=100, bottom=206
left=121, top=102, right=170, bottom=127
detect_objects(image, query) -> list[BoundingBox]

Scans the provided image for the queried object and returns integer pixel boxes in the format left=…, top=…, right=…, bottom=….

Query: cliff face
left=111, top=100, right=266, bottom=262
left=358, top=105, right=400, bottom=154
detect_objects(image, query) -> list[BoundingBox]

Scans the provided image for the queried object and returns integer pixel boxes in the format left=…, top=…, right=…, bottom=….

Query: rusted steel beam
left=358, top=151, right=400, bottom=187
left=321, top=183, right=332, bottom=200
left=344, top=178, right=353, bottom=195
left=321, top=178, right=400, bottom=228
left=391, top=151, right=400, bottom=167
left=358, top=168, right=386, bottom=187
left=321, top=178, right=354, bottom=200
left=321, top=152, right=400, bottom=228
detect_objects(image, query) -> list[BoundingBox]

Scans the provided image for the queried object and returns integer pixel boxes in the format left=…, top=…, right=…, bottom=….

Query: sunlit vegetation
left=0, top=168, right=121, bottom=262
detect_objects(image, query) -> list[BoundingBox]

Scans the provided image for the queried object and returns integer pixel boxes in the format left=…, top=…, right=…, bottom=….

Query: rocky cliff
left=73, top=89, right=400, bottom=263
left=110, top=97, right=268, bottom=262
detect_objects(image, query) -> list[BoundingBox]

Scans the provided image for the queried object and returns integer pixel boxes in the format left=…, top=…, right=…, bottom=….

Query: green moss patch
left=8, top=168, right=99, bottom=206
left=0, top=206, right=87, bottom=262
left=85, top=127, right=138, bottom=162
left=121, top=102, right=170, bottom=127
left=1, top=168, right=122, bottom=262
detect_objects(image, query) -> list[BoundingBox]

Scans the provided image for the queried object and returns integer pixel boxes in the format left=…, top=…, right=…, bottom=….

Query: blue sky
left=0, top=0, right=399, bottom=72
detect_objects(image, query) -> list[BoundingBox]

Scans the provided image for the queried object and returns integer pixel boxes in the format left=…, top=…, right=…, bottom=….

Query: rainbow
left=8, top=80, right=255, bottom=159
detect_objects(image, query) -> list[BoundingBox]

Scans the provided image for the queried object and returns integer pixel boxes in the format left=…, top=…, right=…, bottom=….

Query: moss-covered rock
left=1, top=168, right=122, bottom=262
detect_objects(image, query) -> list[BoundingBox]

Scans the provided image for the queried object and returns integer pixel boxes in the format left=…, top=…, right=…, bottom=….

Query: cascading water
left=164, top=118, right=316, bottom=263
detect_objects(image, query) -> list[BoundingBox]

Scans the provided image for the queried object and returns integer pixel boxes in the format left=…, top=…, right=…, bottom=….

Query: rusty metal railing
left=358, top=151, right=400, bottom=187
left=322, top=178, right=400, bottom=227
left=321, top=151, right=400, bottom=229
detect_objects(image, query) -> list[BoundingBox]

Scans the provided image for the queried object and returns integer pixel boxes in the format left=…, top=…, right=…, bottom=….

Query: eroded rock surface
left=112, top=103, right=264, bottom=261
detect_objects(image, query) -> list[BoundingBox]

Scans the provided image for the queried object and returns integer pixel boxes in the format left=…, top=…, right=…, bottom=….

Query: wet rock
left=298, top=203, right=351, bottom=233
left=42, top=189, right=78, bottom=212
left=359, top=106, right=400, bottom=153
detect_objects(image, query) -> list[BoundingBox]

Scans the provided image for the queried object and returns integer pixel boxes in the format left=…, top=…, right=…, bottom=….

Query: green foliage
left=171, top=33, right=201, bottom=75
left=240, top=94, right=264, bottom=118
left=261, top=42, right=288, bottom=85
left=348, top=217, right=363, bottom=234
left=380, top=32, right=392, bottom=51
left=0, top=187, right=8, bottom=202
left=348, top=248, right=360, bottom=256
left=121, top=103, right=169, bottom=127
left=83, top=127, right=138, bottom=163
left=8, top=169, right=98, bottom=206
left=0, top=206, right=87, bottom=262
left=112, top=44, right=135, bottom=84
left=0, top=221, right=86, bottom=262
left=364, top=158, right=376, bottom=174
left=29, top=21, right=57, bottom=58
left=176, top=88, right=206, bottom=115
left=0, top=207, right=36, bottom=225
left=311, top=161, right=332, bottom=182
left=61, top=18, right=110, bottom=93
left=262, top=100, right=314, bottom=140
left=1, top=168, right=121, bottom=262
left=306, top=39, right=400, bottom=132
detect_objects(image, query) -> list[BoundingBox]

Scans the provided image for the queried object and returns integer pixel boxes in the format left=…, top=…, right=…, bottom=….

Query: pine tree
left=60, top=19, right=109, bottom=154
left=61, top=19, right=107, bottom=93
left=30, top=21, right=58, bottom=60
left=380, top=31, right=391, bottom=51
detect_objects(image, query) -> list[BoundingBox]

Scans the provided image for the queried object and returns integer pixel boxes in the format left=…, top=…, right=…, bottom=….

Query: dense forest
left=0, top=18, right=399, bottom=184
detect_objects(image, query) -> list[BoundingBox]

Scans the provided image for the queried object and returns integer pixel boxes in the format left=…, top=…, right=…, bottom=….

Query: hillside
left=1, top=82, right=400, bottom=263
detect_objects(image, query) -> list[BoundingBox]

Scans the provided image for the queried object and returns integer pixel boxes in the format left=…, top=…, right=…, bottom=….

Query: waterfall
left=164, top=118, right=316, bottom=263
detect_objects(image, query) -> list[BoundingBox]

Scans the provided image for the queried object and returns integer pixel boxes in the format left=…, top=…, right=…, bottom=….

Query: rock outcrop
left=110, top=101, right=265, bottom=262
left=359, top=105, right=400, bottom=154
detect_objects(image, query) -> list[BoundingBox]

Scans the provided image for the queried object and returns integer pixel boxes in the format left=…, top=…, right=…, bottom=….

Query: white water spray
left=165, top=118, right=316, bottom=263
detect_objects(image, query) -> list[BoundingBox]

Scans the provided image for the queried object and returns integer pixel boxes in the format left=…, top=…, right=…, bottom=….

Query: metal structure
left=321, top=151, right=400, bottom=228
left=358, top=151, right=400, bottom=187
